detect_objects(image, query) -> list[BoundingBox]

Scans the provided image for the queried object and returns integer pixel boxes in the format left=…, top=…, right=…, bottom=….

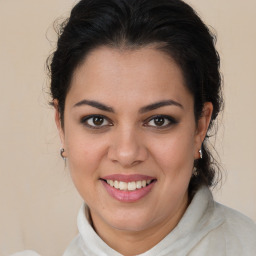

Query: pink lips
left=100, top=174, right=156, bottom=203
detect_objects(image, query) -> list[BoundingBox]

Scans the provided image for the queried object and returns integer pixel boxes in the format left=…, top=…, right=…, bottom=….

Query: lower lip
left=101, top=180, right=156, bottom=203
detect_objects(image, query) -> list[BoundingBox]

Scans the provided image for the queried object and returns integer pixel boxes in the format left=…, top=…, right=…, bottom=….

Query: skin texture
left=55, top=46, right=213, bottom=255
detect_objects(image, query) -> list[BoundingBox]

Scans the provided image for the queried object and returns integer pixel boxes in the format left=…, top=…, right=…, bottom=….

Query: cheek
left=65, top=134, right=109, bottom=202
left=149, top=130, right=196, bottom=174
left=65, top=131, right=108, bottom=178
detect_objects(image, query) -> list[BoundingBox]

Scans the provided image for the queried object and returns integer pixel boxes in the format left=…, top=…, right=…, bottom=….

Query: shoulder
left=63, top=234, right=85, bottom=256
left=215, top=202, right=256, bottom=234
left=187, top=187, right=256, bottom=255
left=10, top=251, right=40, bottom=256
left=213, top=202, right=256, bottom=254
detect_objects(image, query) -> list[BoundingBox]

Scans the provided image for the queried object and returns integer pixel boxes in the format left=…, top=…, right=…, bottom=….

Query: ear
left=194, top=102, right=213, bottom=159
left=53, top=99, right=67, bottom=157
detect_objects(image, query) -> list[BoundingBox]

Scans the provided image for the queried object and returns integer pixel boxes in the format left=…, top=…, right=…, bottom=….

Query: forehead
left=67, top=46, right=193, bottom=109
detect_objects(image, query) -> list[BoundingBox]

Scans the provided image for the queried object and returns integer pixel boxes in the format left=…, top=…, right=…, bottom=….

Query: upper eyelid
left=81, top=115, right=112, bottom=125
left=142, top=115, right=177, bottom=128
left=144, top=115, right=176, bottom=122
left=81, top=114, right=109, bottom=120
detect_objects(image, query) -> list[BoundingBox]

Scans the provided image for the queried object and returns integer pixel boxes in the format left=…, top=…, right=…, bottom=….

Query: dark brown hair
left=48, top=0, right=223, bottom=195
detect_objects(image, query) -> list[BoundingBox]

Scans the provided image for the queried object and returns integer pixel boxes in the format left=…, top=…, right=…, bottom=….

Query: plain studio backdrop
left=0, top=0, right=255, bottom=255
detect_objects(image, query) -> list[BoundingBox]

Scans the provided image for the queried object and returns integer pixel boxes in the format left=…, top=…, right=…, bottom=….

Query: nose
left=107, top=126, right=148, bottom=168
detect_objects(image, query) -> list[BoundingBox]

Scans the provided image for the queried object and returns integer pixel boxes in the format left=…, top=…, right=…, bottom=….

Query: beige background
left=0, top=0, right=255, bottom=255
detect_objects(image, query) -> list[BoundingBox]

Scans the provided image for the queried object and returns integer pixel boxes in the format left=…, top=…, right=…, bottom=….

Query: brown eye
left=92, top=116, right=104, bottom=126
left=153, top=117, right=165, bottom=126
left=82, top=115, right=112, bottom=128
left=145, top=115, right=177, bottom=129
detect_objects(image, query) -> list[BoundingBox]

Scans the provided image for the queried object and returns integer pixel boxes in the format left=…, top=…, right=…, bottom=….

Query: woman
left=13, top=0, right=256, bottom=255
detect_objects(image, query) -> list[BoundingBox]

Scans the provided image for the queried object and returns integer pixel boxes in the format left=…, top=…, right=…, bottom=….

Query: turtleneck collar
left=66, top=186, right=223, bottom=256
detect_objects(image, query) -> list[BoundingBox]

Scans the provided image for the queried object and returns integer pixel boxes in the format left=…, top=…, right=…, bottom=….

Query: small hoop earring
left=60, top=148, right=67, bottom=166
left=199, top=149, right=203, bottom=159
left=60, top=148, right=66, bottom=160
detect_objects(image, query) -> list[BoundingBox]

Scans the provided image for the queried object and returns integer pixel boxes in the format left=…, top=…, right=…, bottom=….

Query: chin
left=104, top=208, right=155, bottom=232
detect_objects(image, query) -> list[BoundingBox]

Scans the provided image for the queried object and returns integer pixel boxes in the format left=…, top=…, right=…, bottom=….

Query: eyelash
left=144, top=115, right=177, bottom=129
left=80, top=114, right=177, bottom=129
left=80, top=115, right=113, bottom=129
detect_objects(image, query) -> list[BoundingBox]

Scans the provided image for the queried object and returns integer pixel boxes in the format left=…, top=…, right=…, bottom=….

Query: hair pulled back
left=48, top=0, right=223, bottom=195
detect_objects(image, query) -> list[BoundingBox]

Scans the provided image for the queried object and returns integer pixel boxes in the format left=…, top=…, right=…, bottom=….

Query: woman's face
left=56, top=46, right=212, bottom=238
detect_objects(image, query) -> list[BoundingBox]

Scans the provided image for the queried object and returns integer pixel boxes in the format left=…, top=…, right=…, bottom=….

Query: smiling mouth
left=101, top=179, right=156, bottom=191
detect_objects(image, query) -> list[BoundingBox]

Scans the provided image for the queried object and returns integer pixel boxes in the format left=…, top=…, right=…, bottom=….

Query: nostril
left=107, top=136, right=149, bottom=167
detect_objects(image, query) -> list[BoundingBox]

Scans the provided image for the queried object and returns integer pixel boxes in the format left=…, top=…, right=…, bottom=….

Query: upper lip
left=101, top=174, right=156, bottom=182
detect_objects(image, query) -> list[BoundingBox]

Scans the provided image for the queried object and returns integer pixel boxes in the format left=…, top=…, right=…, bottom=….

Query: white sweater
left=12, top=186, right=256, bottom=256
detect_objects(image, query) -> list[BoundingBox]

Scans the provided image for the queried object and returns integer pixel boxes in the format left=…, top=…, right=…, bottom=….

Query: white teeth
left=114, top=180, right=119, bottom=189
left=109, top=180, right=114, bottom=187
left=136, top=181, right=142, bottom=189
left=106, top=179, right=153, bottom=191
left=128, top=181, right=136, bottom=191
left=119, top=181, right=128, bottom=190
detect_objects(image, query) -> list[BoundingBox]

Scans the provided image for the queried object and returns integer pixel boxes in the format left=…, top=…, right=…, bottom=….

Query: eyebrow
left=73, top=99, right=183, bottom=113
left=73, top=99, right=114, bottom=112
left=139, top=99, right=183, bottom=113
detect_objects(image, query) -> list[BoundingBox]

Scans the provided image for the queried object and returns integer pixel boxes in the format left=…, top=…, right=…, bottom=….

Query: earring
left=60, top=148, right=67, bottom=166
left=60, top=148, right=66, bottom=160
left=193, top=167, right=199, bottom=177
left=199, top=149, right=203, bottom=159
